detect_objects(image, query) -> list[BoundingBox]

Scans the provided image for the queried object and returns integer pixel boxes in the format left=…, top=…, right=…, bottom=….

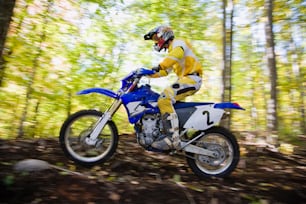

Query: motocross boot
left=151, top=113, right=180, bottom=150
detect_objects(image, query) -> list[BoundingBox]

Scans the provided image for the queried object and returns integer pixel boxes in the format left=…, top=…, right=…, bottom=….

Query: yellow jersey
left=152, top=39, right=202, bottom=78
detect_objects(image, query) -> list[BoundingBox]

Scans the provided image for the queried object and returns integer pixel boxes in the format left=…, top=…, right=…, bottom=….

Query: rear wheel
left=186, top=126, right=240, bottom=178
left=59, top=110, right=118, bottom=166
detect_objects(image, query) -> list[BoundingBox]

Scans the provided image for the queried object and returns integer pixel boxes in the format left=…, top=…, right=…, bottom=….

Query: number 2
left=203, top=111, right=214, bottom=126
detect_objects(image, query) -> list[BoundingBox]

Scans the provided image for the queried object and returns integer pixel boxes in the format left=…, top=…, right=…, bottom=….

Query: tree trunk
left=67, top=90, right=72, bottom=118
left=31, top=99, right=40, bottom=137
left=264, top=0, right=278, bottom=132
left=0, top=0, right=16, bottom=86
left=18, top=0, right=53, bottom=138
left=289, top=35, right=305, bottom=134
left=221, top=0, right=234, bottom=128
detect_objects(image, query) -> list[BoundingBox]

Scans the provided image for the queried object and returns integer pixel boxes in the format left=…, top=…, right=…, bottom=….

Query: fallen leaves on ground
left=0, top=134, right=305, bottom=204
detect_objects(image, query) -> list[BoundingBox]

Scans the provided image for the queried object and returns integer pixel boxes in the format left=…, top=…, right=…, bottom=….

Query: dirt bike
left=59, top=68, right=245, bottom=178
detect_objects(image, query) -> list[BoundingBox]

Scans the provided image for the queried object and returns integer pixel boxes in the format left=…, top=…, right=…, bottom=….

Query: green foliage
left=3, top=175, right=15, bottom=186
left=0, top=0, right=304, bottom=139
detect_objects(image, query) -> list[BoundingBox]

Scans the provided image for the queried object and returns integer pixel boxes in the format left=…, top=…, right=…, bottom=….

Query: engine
left=136, top=114, right=164, bottom=147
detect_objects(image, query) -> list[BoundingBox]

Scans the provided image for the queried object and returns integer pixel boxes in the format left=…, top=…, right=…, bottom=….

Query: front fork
left=85, top=99, right=122, bottom=145
left=85, top=78, right=140, bottom=145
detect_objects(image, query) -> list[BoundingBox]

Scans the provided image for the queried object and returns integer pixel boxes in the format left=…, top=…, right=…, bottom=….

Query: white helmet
left=144, top=26, right=174, bottom=52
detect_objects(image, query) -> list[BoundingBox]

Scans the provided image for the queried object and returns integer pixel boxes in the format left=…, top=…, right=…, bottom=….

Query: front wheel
left=59, top=110, right=119, bottom=166
left=186, top=126, right=240, bottom=178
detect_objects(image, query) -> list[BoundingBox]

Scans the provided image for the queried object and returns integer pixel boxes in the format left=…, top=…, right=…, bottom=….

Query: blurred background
left=0, top=0, right=305, bottom=142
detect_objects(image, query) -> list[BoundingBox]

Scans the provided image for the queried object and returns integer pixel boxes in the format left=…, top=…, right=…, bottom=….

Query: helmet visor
left=152, top=34, right=159, bottom=42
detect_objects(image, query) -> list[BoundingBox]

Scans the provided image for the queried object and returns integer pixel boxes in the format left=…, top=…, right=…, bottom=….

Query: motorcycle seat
left=174, top=102, right=214, bottom=109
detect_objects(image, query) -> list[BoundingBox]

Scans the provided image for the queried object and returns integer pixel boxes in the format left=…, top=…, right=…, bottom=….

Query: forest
left=0, top=0, right=304, bottom=139
left=0, top=0, right=305, bottom=203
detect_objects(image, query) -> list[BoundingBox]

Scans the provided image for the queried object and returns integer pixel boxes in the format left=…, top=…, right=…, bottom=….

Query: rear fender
left=214, top=102, right=245, bottom=110
left=181, top=102, right=244, bottom=130
left=77, top=88, right=118, bottom=99
left=183, top=105, right=224, bottom=130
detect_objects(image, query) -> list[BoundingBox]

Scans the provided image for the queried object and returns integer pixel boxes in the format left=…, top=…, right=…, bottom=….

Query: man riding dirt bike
left=144, top=25, right=203, bottom=151
left=59, top=26, right=244, bottom=179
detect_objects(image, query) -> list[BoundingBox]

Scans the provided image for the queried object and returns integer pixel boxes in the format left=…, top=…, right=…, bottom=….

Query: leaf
left=278, top=143, right=294, bottom=155
left=108, top=192, right=120, bottom=201
left=106, top=175, right=117, bottom=182
left=259, top=183, right=276, bottom=187
left=173, top=174, right=181, bottom=183
left=184, top=184, right=204, bottom=192
left=3, top=175, right=15, bottom=186
left=130, top=180, right=139, bottom=185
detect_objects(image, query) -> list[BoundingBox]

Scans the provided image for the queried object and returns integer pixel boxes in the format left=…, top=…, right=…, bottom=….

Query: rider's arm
left=160, top=46, right=184, bottom=69
left=149, top=46, right=184, bottom=78
left=149, top=69, right=168, bottom=78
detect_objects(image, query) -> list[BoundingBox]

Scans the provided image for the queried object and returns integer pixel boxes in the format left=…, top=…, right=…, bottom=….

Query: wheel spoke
left=186, top=127, right=239, bottom=178
left=195, top=134, right=233, bottom=173
left=59, top=110, right=118, bottom=166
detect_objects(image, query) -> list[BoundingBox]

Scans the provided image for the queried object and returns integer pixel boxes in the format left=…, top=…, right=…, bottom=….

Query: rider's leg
left=155, top=111, right=180, bottom=150
left=151, top=93, right=179, bottom=150
left=151, top=76, right=201, bottom=150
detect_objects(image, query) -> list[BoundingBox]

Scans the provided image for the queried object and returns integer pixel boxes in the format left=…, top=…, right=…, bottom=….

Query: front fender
left=77, top=88, right=118, bottom=99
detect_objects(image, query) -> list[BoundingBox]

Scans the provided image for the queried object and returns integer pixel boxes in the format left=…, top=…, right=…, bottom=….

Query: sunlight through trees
left=0, top=0, right=305, bottom=139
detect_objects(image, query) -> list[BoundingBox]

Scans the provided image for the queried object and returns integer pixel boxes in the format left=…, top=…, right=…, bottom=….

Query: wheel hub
left=198, top=144, right=226, bottom=166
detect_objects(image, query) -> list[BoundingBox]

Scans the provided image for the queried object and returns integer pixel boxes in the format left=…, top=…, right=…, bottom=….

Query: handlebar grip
left=151, top=65, right=160, bottom=72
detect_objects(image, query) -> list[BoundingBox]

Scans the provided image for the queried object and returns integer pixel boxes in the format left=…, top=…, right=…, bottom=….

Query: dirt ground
left=0, top=134, right=305, bottom=204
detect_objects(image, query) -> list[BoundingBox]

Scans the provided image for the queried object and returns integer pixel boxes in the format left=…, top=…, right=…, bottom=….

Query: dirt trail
left=0, top=135, right=305, bottom=204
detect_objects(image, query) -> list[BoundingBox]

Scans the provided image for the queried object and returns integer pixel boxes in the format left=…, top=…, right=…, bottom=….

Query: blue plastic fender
left=214, top=102, right=245, bottom=110
left=77, top=88, right=118, bottom=99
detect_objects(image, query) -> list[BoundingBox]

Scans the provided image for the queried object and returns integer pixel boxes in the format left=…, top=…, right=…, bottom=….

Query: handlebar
left=120, top=68, right=156, bottom=92
left=134, top=67, right=156, bottom=77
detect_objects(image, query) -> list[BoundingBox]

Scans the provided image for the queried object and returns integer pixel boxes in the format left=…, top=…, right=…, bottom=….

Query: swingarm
left=181, top=142, right=217, bottom=157
left=178, top=132, right=217, bottom=157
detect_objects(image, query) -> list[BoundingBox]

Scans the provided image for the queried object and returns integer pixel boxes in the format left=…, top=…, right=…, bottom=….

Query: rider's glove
left=135, top=68, right=143, bottom=75
left=151, top=65, right=161, bottom=72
